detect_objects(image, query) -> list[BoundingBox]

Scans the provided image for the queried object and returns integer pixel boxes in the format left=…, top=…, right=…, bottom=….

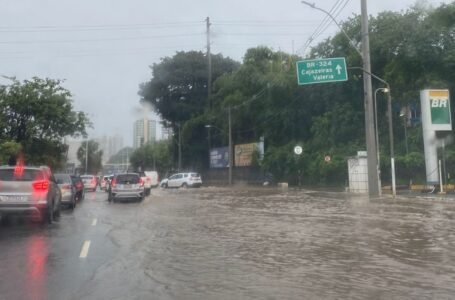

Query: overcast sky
left=0, top=0, right=449, bottom=146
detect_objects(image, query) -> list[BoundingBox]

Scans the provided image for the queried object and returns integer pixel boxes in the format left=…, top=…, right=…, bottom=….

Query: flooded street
left=1, top=187, right=455, bottom=299
left=139, top=188, right=455, bottom=299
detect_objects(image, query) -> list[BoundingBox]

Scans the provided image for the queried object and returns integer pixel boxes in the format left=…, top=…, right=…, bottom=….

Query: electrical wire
left=0, top=32, right=204, bottom=45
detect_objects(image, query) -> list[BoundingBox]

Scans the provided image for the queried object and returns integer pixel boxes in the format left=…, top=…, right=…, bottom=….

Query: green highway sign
left=296, top=57, right=348, bottom=85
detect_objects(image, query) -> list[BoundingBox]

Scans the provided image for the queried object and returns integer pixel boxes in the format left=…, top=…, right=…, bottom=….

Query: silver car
left=108, top=173, right=145, bottom=202
left=0, top=165, right=61, bottom=224
left=81, top=174, right=97, bottom=192
left=55, top=173, right=76, bottom=209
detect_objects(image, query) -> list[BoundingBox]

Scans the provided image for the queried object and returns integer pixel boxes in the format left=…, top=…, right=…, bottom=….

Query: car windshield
left=116, top=174, right=139, bottom=184
left=55, top=174, right=72, bottom=184
left=0, top=169, right=44, bottom=181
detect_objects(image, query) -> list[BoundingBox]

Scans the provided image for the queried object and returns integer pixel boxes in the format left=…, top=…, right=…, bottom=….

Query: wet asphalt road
left=1, top=187, right=455, bottom=300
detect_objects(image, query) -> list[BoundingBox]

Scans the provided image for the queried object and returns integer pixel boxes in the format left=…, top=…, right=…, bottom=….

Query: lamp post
left=374, top=87, right=389, bottom=195
left=399, top=108, right=409, bottom=155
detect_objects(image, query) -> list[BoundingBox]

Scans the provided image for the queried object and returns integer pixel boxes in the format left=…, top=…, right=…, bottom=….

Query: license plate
left=0, top=195, right=28, bottom=202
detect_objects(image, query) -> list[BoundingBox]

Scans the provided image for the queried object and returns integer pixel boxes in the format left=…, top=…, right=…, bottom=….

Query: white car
left=161, top=172, right=202, bottom=188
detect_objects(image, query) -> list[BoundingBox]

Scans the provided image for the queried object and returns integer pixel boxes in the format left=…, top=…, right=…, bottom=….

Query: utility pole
left=206, top=17, right=212, bottom=110
left=386, top=84, right=396, bottom=197
left=361, top=0, right=380, bottom=196
left=228, top=106, right=233, bottom=185
left=178, top=124, right=182, bottom=171
left=85, top=139, right=89, bottom=174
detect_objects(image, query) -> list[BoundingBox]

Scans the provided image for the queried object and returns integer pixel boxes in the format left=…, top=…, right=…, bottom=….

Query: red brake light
left=33, top=180, right=49, bottom=191
left=139, top=178, right=144, bottom=186
left=111, top=179, right=116, bottom=187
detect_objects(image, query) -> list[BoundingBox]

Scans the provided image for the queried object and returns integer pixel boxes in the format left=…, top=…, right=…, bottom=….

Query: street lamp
left=205, top=122, right=233, bottom=185
left=399, top=109, right=409, bottom=155
left=374, top=87, right=389, bottom=196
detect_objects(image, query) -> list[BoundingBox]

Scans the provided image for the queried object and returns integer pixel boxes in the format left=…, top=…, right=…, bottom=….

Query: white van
left=139, top=171, right=159, bottom=195
left=144, top=171, right=159, bottom=187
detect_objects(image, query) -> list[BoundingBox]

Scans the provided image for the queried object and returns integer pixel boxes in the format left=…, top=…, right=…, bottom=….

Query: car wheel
left=162, top=183, right=168, bottom=189
left=54, top=200, right=61, bottom=218
left=44, top=203, right=53, bottom=224
left=182, top=183, right=188, bottom=189
left=70, top=197, right=76, bottom=210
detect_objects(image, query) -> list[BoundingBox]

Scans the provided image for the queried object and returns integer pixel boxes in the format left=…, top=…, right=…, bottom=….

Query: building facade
left=133, top=118, right=157, bottom=148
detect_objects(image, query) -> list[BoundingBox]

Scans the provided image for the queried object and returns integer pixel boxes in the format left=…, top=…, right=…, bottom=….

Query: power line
left=295, top=0, right=351, bottom=56
left=0, top=32, right=204, bottom=45
left=0, top=21, right=204, bottom=32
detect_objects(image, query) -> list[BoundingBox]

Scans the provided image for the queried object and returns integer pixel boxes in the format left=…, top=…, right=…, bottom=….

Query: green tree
left=139, top=51, right=239, bottom=169
left=77, top=140, right=103, bottom=174
left=129, top=141, right=173, bottom=175
left=0, top=77, right=90, bottom=168
left=0, top=141, right=22, bottom=164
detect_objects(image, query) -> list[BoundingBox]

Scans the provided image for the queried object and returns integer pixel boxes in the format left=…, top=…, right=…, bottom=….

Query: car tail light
left=92, top=178, right=97, bottom=184
left=76, top=182, right=82, bottom=189
left=139, top=178, right=144, bottom=186
left=146, top=178, right=151, bottom=182
left=33, top=180, right=49, bottom=191
left=111, top=178, right=116, bottom=187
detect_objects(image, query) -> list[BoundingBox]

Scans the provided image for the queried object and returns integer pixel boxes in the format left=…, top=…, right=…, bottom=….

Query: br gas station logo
left=429, top=90, right=451, bottom=125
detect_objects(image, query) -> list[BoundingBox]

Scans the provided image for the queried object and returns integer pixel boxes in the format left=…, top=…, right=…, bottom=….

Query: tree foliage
left=138, top=3, right=455, bottom=185
left=77, top=140, right=103, bottom=174
left=139, top=51, right=240, bottom=170
left=129, top=141, right=173, bottom=176
left=0, top=77, right=90, bottom=168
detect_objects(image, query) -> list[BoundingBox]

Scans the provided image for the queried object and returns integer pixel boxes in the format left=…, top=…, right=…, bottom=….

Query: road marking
left=92, top=218, right=97, bottom=226
left=79, top=240, right=91, bottom=258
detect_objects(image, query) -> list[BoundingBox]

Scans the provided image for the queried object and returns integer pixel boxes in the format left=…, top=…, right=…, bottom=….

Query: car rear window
left=116, top=174, right=140, bottom=184
left=190, top=173, right=200, bottom=178
left=0, top=169, right=44, bottom=181
left=55, top=174, right=72, bottom=184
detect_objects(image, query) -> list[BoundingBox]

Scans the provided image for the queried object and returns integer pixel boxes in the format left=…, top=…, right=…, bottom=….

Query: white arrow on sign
left=336, top=65, right=342, bottom=75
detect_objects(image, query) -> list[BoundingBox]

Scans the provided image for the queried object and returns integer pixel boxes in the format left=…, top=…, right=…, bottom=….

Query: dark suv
left=0, top=165, right=62, bottom=224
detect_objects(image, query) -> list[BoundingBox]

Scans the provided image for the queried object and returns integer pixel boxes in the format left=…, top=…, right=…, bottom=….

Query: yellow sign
left=234, top=143, right=258, bottom=167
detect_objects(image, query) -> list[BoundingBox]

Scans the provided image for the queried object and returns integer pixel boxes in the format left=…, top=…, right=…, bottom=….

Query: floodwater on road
left=100, top=187, right=455, bottom=299
left=1, top=187, right=455, bottom=300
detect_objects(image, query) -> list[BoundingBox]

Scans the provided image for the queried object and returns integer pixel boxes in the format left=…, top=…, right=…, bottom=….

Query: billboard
left=421, top=89, right=452, bottom=131
left=210, top=147, right=229, bottom=168
left=234, top=141, right=264, bottom=167
left=420, top=89, right=452, bottom=184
